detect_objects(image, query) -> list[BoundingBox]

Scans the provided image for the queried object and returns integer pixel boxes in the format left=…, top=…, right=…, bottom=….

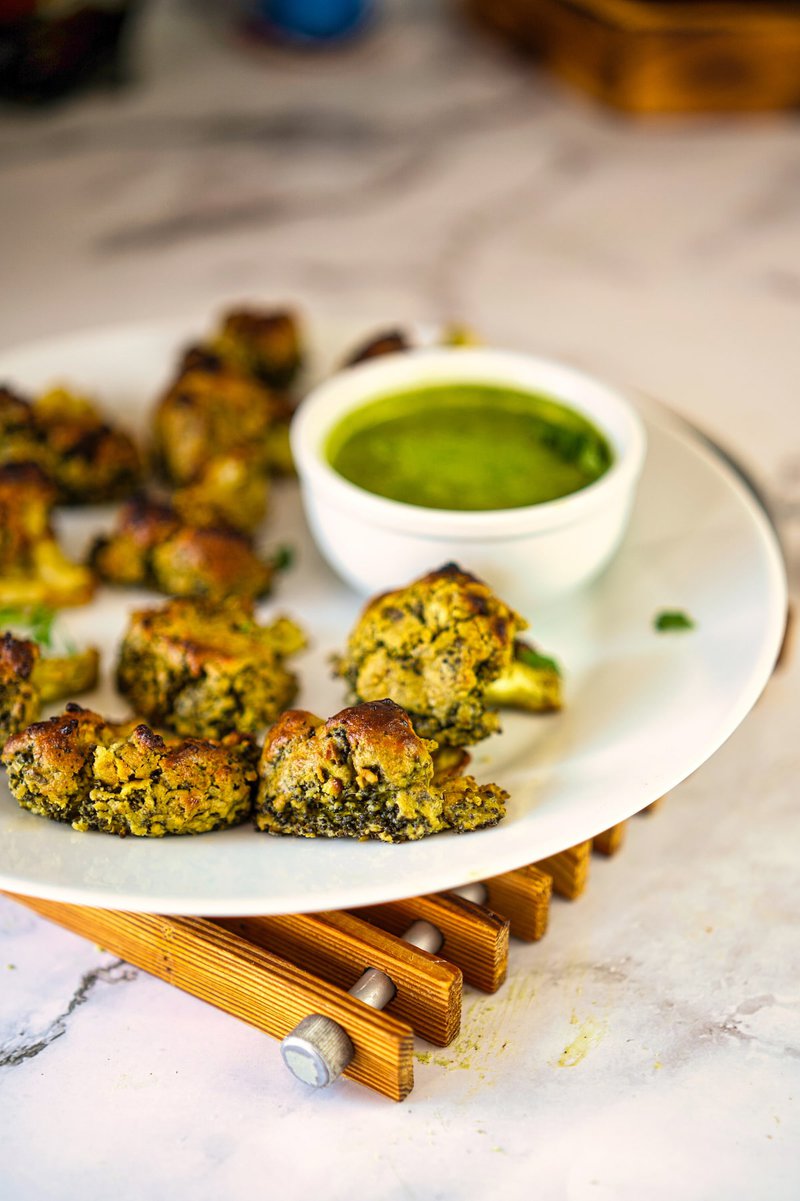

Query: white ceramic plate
left=0, top=318, right=787, bottom=915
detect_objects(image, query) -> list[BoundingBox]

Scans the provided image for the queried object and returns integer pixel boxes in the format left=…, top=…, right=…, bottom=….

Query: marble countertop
left=1, top=2, right=798, bottom=1198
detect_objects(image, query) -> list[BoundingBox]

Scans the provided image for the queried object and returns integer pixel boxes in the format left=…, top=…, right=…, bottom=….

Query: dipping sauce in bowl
left=291, top=347, right=646, bottom=610
left=326, top=384, right=613, bottom=511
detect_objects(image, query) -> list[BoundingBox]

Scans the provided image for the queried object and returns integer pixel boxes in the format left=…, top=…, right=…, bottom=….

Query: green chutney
left=325, top=383, right=613, bottom=511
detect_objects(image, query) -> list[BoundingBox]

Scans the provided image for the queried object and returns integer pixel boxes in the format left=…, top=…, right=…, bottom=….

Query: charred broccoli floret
left=344, top=329, right=412, bottom=366
left=32, top=387, right=142, bottom=504
left=0, top=633, right=40, bottom=747
left=171, top=450, right=270, bottom=535
left=152, top=353, right=293, bottom=487
left=2, top=703, right=258, bottom=836
left=254, top=698, right=507, bottom=843
left=116, top=596, right=306, bottom=739
left=90, top=496, right=275, bottom=601
left=0, top=384, right=141, bottom=504
left=0, top=462, right=95, bottom=608
left=211, top=307, right=303, bottom=389
left=337, top=564, right=527, bottom=747
left=2, top=704, right=137, bottom=826
left=0, top=621, right=99, bottom=745
left=342, top=324, right=479, bottom=367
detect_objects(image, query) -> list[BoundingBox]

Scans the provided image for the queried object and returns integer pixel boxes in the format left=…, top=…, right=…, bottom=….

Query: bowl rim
left=291, top=346, right=647, bottom=538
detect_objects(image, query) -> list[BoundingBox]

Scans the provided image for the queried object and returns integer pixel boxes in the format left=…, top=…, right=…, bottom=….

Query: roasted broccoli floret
left=0, top=384, right=141, bottom=504
left=483, top=640, right=563, bottom=712
left=342, top=324, right=479, bottom=367
left=88, top=725, right=257, bottom=836
left=2, top=704, right=137, bottom=826
left=0, top=462, right=95, bottom=608
left=254, top=698, right=507, bottom=843
left=337, top=564, right=527, bottom=747
left=171, top=450, right=270, bottom=535
left=32, top=387, right=142, bottom=504
left=0, top=623, right=99, bottom=745
left=211, top=307, right=303, bottom=389
left=90, top=496, right=274, bottom=601
left=344, top=329, right=412, bottom=366
left=0, top=385, right=42, bottom=467
left=2, top=703, right=258, bottom=836
left=116, top=596, right=306, bottom=739
left=152, top=354, right=293, bottom=487
left=0, top=633, right=40, bottom=747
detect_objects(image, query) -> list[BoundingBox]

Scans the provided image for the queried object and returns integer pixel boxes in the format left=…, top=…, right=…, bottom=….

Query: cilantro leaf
left=654, top=610, right=695, bottom=632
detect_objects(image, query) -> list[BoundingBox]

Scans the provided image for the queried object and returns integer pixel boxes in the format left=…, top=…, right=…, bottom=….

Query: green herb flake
left=654, top=610, right=695, bottom=632
left=272, top=545, right=295, bottom=571
left=0, top=604, right=56, bottom=648
left=516, top=644, right=562, bottom=676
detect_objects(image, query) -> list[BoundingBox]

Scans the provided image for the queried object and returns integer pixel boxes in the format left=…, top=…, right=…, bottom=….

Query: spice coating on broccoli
left=337, top=564, right=527, bottom=747
left=2, top=703, right=257, bottom=836
left=116, top=596, right=306, bottom=739
left=255, top=698, right=507, bottom=843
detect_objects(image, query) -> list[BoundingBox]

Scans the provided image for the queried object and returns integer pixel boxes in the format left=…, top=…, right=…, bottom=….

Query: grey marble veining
left=1, top=1, right=799, bottom=1197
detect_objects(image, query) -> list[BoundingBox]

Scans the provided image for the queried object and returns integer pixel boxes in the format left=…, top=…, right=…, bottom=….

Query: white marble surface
left=1, top=2, right=799, bottom=1197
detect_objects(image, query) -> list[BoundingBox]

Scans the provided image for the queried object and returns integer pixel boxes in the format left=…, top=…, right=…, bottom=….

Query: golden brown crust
left=151, top=526, right=273, bottom=599
left=2, top=703, right=132, bottom=767
left=330, top=696, right=429, bottom=758
left=171, top=450, right=270, bottom=534
left=261, top=709, right=322, bottom=758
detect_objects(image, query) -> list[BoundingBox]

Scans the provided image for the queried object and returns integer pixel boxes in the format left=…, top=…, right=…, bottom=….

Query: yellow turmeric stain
left=557, top=1015, right=607, bottom=1067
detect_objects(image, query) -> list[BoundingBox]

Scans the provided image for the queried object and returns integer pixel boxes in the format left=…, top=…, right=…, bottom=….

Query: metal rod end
left=281, top=1014, right=354, bottom=1088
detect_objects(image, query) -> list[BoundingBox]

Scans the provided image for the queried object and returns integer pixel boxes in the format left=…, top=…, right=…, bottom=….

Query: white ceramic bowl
left=290, top=347, right=647, bottom=614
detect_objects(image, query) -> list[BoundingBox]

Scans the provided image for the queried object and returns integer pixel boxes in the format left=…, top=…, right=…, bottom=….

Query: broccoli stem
left=484, top=642, right=563, bottom=713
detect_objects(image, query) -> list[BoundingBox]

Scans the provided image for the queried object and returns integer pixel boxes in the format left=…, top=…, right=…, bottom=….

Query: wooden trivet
left=463, top=0, right=800, bottom=114
left=5, top=801, right=659, bottom=1102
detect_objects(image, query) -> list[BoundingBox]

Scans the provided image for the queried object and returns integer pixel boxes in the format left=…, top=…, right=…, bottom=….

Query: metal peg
left=281, top=919, right=444, bottom=1089
left=452, top=881, right=488, bottom=905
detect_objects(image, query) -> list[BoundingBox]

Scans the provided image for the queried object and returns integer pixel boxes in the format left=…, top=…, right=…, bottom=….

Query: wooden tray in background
left=463, top=0, right=800, bottom=113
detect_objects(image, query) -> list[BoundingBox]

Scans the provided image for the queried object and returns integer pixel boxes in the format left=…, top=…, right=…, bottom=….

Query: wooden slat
left=481, top=865, right=552, bottom=942
left=9, top=893, right=413, bottom=1102
left=215, top=911, right=462, bottom=1047
left=465, top=0, right=800, bottom=114
left=353, top=892, right=509, bottom=994
left=535, top=841, right=592, bottom=900
left=640, top=796, right=666, bottom=816
left=592, top=822, right=627, bottom=857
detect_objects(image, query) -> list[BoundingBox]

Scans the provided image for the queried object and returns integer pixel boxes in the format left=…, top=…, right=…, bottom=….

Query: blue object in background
left=254, top=0, right=373, bottom=42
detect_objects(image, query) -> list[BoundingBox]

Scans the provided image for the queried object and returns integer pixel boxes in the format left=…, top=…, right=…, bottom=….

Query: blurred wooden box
left=464, top=0, right=800, bottom=113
